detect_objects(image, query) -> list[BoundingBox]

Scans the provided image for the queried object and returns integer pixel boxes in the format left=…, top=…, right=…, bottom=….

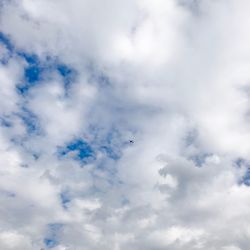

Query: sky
left=1, top=0, right=250, bottom=249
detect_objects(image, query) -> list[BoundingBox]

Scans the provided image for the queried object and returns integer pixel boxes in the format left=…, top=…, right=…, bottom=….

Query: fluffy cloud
left=1, top=0, right=250, bottom=249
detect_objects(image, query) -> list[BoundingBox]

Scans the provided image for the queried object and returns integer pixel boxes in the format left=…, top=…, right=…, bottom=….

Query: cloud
left=1, top=0, right=250, bottom=249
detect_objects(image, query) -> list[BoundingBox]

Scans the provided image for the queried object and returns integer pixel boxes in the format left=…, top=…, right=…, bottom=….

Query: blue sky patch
left=16, top=54, right=45, bottom=95
left=0, top=116, right=12, bottom=127
left=234, top=157, right=246, bottom=168
left=58, top=139, right=95, bottom=164
left=0, top=32, right=13, bottom=64
left=60, top=191, right=71, bottom=209
left=44, top=238, right=58, bottom=249
left=17, top=58, right=77, bottom=95
left=24, top=64, right=43, bottom=83
left=17, top=107, right=41, bottom=135
left=17, top=52, right=39, bottom=65
left=44, top=223, right=63, bottom=248
left=240, top=167, right=250, bottom=186
left=57, top=63, right=77, bottom=90
left=0, top=32, right=14, bottom=52
left=0, top=32, right=77, bottom=94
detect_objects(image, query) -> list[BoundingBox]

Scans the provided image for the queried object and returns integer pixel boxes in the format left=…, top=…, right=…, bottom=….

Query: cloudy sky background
left=1, top=0, right=250, bottom=249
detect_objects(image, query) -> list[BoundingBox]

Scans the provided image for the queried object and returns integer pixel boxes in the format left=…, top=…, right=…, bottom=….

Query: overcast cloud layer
left=1, top=0, right=250, bottom=249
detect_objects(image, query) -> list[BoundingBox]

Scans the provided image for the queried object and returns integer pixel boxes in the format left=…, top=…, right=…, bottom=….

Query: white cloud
left=0, top=231, right=32, bottom=250
left=1, top=0, right=250, bottom=249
